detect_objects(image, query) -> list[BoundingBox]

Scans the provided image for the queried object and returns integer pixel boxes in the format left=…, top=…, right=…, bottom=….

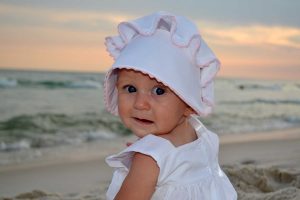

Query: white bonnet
left=104, top=11, right=220, bottom=116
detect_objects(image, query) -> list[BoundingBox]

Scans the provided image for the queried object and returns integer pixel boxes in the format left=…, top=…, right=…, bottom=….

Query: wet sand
left=0, top=128, right=299, bottom=199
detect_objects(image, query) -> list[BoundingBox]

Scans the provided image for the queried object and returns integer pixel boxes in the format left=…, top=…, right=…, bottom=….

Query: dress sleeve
left=105, top=134, right=174, bottom=170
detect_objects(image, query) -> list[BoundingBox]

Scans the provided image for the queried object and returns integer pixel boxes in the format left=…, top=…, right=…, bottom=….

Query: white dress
left=105, top=115, right=237, bottom=200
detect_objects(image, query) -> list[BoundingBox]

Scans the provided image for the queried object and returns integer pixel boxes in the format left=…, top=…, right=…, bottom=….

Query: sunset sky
left=0, top=0, right=299, bottom=80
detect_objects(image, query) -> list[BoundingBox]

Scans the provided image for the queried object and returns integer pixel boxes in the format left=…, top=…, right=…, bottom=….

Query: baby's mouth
left=133, top=117, right=154, bottom=124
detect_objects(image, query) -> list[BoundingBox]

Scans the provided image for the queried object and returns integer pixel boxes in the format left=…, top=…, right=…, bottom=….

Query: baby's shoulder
left=133, top=134, right=175, bottom=157
left=130, top=151, right=160, bottom=176
left=106, top=134, right=175, bottom=170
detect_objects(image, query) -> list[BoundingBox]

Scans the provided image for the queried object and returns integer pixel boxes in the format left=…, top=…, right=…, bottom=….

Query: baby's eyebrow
left=116, top=77, right=131, bottom=83
left=116, top=80, right=128, bottom=87
left=154, top=84, right=167, bottom=89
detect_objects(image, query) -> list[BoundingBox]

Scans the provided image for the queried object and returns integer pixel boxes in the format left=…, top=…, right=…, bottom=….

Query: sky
left=0, top=0, right=299, bottom=80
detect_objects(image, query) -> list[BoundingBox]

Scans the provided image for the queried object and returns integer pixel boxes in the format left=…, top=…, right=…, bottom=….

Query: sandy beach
left=0, top=128, right=300, bottom=200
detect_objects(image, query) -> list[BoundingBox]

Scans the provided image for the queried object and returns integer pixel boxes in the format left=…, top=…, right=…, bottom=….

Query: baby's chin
left=133, top=131, right=168, bottom=139
left=131, top=129, right=163, bottom=138
left=133, top=132, right=153, bottom=138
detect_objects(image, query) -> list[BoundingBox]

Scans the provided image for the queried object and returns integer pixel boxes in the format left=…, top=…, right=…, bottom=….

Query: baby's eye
left=124, top=85, right=137, bottom=93
left=152, top=87, right=165, bottom=95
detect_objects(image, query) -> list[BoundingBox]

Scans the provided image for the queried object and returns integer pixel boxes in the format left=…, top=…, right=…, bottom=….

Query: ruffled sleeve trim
left=105, top=134, right=174, bottom=170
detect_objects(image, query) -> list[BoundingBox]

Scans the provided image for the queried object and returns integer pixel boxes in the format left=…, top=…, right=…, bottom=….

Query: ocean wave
left=0, top=77, right=18, bottom=88
left=0, top=140, right=31, bottom=152
left=1, top=111, right=299, bottom=151
left=220, top=99, right=300, bottom=105
left=67, top=80, right=102, bottom=88
left=201, top=113, right=300, bottom=135
left=0, top=77, right=102, bottom=89
left=0, top=113, right=130, bottom=151
left=236, top=83, right=282, bottom=91
left=283, top=116, right=300, bottom=124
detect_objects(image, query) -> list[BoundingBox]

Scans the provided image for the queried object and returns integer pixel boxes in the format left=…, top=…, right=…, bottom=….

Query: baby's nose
left=133, top=92, right=150, bottom=110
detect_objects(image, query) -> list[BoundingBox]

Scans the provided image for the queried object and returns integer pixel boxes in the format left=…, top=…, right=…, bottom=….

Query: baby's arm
left=114, top=152, right=159, bottom=200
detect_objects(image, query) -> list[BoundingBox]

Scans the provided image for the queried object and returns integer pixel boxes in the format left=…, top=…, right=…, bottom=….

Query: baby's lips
left=134, top=117, right=154, bottom=123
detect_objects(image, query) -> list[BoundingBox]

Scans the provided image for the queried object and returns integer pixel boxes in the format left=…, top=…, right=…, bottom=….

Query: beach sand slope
left=1, top=129, right=300, bottom=200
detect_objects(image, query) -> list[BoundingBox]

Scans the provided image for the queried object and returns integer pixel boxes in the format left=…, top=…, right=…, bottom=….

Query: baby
left=104, top=11, right=237, bottom=200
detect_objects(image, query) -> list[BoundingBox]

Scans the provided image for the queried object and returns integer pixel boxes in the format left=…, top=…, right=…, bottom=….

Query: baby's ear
left=184, top=107, right=196, bottom=117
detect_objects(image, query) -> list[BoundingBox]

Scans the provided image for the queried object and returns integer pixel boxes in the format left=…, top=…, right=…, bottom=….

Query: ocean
left=0, top=69, right=300, bottom=151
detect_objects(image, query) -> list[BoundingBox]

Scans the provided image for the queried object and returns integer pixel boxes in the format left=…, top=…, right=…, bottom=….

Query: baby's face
left=116, top=69, right=191, bottom=138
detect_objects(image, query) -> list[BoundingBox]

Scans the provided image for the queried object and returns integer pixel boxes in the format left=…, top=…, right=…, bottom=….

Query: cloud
left=0, top=3, right=138, bottom=48
left=198, top=21, right=300, bottom=49
left=2, top=2, right=300, bottom=50
left=0, top=3, right=136, bottom=32
left=1, top=2, right=299, bottom=79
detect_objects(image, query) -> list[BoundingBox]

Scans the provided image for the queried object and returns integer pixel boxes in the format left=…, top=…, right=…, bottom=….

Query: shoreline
left=0, top=128, right=300, bottom=198
left=220, top=127, right=300, bottom=144
left=1, top=127, right=299, bottom=169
